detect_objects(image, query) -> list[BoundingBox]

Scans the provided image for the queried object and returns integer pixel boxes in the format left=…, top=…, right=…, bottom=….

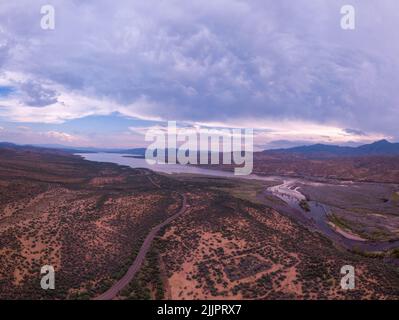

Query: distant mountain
left=265, top=140, right=399, bottom=157
left=0, top=142, right=19, bottom=148
left=107, top=148, right=147, bottom=155
left=3, top=140, right=399, bottom=159
left=0, top=142, right=91, bottom=154
left=33, top=144, right=148, bottom=155
left=356, top=139, right=399, bottom=155
left=32, top=144, right=102, bottom=153
left=0, top=142, right=148, bottom=156
left=267, top=143, right=354, bottom=155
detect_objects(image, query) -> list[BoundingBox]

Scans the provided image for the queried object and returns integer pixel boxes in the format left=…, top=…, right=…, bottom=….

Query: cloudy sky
left=0, top=0, right=398, bottom=149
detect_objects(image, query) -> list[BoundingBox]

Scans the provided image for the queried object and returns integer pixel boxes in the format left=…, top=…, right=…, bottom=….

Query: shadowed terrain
left=117, top=176, right=399, bottom=300
left=1, top=146, right=399, bottom=300
left=0, top=146, right=181, bottom=299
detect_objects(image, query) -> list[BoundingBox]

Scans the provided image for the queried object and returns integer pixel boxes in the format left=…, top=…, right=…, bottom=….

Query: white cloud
left=0, top=126, right=87, bottom=146
left=44, top=131, right=78, bottom=143
left=0, top=0, right=398, bottom=142
left=0, top=72, right=168, bottom=123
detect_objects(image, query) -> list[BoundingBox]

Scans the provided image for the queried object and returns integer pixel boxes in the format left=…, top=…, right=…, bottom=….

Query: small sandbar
left=327, top=222, right=366, bottom=242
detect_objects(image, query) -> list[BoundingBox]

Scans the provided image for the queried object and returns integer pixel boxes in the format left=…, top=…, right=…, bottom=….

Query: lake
left=77, top=153, right=399, bottom=250
left=76, top=153, right=278, bottom=181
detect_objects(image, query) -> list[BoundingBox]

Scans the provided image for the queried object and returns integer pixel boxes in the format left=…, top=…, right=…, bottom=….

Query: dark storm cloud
left=0, top=0, right=398, bottom=139
left=19, top=81, right=58, bottom=107
left=343, top=128, right=366, bottom=136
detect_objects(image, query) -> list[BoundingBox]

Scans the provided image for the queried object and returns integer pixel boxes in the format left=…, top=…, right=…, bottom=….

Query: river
left=76, top=152, right=278, bottom=181
left=78, top=153, right=399, bottom=253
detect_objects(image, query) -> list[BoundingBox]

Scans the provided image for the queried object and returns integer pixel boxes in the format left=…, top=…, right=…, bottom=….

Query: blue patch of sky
left=0, top=86, right=14, bottom=97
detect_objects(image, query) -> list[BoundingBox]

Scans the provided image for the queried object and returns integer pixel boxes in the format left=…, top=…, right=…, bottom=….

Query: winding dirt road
left=95, top=191, right=188, bottom=300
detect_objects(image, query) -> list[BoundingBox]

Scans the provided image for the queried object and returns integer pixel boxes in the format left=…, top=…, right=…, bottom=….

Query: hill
left=266, top=140, right=399, bottom=158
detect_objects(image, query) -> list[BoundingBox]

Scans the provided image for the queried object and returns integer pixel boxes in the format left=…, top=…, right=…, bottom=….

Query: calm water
left=77, top=153, right=399, bottom=251
left=76, top=153, right=277, bottom=181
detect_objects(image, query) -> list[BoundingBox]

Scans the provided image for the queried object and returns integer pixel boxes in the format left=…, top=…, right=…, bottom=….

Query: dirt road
left=94, top=193, right=187, bottom=300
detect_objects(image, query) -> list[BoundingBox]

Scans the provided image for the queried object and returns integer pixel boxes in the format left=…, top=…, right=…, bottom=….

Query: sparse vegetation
left=0, top=147, right=179, bottom=299
left=299, top=199, right=310, bottom=212
left=2, top=147, right=399, bottom=300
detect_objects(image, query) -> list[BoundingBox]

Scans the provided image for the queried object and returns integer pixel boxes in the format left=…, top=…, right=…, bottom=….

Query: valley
left=1, top=146, right=399, bottom=300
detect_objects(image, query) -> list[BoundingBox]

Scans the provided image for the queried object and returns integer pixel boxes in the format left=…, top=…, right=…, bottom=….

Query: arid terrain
left=119, top=175, right=399, bottom=300
left=1, top=146, right=399, bottom=300
left=253, top=153, right=399, bottom=184
left=0, top=146, right=181, bottom=299
left=200, top=152, right=399, bottom=184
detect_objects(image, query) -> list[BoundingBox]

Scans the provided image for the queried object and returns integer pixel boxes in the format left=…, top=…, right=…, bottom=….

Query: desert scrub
left=120, top=242, right=165, bottom=300
left=391, top=191, right=399, bottom=203
left=328, top=213, right=353, bottom=231
left=389, top=248, right=399, bottom=259
left=299, top=199, right=310, bottom=212
left=350, top=247, right=385, bottom=259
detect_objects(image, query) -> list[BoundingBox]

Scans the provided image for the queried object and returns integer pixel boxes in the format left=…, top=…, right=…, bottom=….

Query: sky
left=0, top=0, right=398, bottom=149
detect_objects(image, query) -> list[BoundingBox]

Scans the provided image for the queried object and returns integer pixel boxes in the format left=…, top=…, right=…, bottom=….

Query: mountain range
left=0, top=142, right=147, bottom=155
left=2, top=140, right=399, bottom=158
left=265, top=140, right=399, bottom=157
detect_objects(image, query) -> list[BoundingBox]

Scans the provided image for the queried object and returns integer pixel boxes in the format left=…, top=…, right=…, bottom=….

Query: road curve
left=94, top=193, right=187, bottom=300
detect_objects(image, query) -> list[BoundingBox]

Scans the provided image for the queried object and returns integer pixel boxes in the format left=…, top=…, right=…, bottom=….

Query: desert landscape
left=1, top=144, right=399, bottom=300
left=1, top=1, right=399, bottom=303
left=0, top=145, right=182, bottom=299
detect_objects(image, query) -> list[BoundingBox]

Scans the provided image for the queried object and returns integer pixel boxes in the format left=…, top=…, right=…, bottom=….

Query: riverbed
left=77, top=153, right=399, bottom=253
